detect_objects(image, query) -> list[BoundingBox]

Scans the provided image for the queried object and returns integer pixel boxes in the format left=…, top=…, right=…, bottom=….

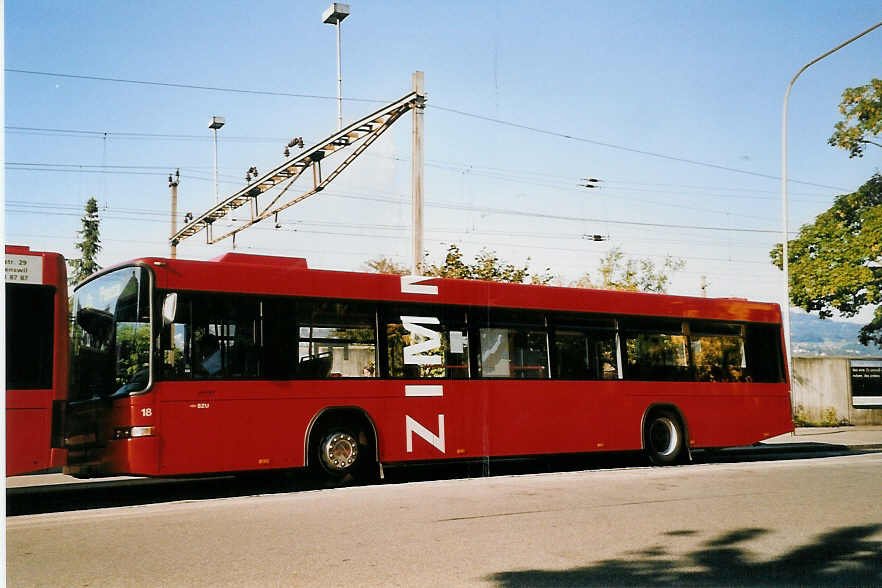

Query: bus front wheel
left=644, top=409, right=684, bottom=466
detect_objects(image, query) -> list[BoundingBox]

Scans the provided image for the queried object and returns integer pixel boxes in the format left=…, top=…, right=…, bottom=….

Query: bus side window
left=160, top=294, right=191, bottom=379
left=160, top=293, right=263, bottom=380
left=745, top=324, right=785, bottom=383
left=383, top=305, right=469, bottom=379
left=297, top=299, right=377, bottom=378
left=690, top=321, right=746, bottom=382
left=477, top=310, right=548, bottom=379
left=551, top=329, right=618, bottom=380
left=621, top=319, right=690, bottom=381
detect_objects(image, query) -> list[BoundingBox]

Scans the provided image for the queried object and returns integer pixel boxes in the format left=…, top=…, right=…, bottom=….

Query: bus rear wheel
left=319, top=431, right=360, bottom=474
left=311, top=424, right=373, bottom=485
left=644, top=409, right=684, bottom=466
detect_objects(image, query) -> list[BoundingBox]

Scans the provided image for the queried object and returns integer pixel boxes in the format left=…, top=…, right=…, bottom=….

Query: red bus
left=64, top=252, right=792, bottom=481
left=5, top=245, right=69, bottom=476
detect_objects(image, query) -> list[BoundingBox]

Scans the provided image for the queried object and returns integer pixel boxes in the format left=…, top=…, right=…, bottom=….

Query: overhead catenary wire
left=5, top=68, right=388, bottom=104
left=4, top=197, right=780, bottom=261
left=5, top=68, right=849, bottom=191
left=6, top=186, right=789, bottom=236
left=6, top=157, right=838, bottom=227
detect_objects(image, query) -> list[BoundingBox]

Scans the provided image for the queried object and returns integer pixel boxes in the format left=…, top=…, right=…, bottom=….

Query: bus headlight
left=113, top=426, right=156, bottom=439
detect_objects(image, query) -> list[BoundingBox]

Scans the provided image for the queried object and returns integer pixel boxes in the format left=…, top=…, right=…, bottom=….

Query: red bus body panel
left=5, top=246, right=69, bottom=476
left=83, top=254, right=792, bottom=477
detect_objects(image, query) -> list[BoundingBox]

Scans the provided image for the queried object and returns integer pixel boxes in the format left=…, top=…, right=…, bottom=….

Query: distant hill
left=790, top=313, right=882, bottom=357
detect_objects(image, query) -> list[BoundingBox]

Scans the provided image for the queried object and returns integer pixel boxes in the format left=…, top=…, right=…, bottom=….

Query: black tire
left=311, top=423, right=374, bottom=485
left=644, top=409, right=685, bottom=466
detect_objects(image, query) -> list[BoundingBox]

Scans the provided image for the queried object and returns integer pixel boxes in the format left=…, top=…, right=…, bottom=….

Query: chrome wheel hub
left=321, top=432, right=358, bottom=471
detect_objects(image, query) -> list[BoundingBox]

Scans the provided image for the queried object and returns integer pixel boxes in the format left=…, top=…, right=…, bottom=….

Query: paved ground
left=762, top=425, right=882, bottom=449
left=7, top=452, right=882, bottom=587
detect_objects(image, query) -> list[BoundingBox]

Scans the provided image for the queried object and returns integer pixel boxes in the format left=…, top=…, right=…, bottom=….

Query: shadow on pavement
left=6, top=444, right=868, bottom=516
left=487, top=524, right=882, bottom=587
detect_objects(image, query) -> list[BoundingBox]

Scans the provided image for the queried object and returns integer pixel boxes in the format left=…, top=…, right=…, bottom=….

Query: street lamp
left=322, top=3, right=350, bottom=130
left=781, top=21, right=881, bottom=381
left=209, top=115, right=225, bottom=202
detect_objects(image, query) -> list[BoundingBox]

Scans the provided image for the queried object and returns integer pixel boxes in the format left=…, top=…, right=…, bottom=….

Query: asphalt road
left=7, top=450, right=882, bottom=587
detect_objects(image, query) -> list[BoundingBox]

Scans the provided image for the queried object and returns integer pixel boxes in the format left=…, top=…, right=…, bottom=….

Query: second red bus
left=5, top=245, right=69, bottom=476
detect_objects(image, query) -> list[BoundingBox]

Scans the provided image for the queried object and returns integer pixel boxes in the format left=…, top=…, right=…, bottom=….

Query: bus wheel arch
left=305, top=407, right=378, bottom=483
left=641, top=404, right=690, bottom=466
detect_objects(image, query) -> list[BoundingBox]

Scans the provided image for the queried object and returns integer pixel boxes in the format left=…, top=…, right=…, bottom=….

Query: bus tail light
left=114, top=426, right=156, bottom=439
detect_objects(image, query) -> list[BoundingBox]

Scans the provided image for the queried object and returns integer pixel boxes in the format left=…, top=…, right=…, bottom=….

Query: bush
left=792, top=404, right=851, bottom=427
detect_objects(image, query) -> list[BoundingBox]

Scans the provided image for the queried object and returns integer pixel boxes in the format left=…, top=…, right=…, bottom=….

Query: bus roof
left=91, top=252, right=782, bottom=324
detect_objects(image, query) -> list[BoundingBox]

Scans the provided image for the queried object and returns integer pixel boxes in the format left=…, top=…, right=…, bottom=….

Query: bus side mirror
left=162, top=293, right=178, bottom=326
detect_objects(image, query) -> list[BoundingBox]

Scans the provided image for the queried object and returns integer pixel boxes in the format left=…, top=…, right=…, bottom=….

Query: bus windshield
left=70, top=266, right=151, bottom=401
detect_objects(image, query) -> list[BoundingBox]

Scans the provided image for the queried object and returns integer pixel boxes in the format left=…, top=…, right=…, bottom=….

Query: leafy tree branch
left=828, top=78, right=882, bottom=158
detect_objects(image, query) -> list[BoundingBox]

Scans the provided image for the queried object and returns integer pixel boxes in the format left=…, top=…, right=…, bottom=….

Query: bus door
left=157, top=292, right=264, bottom=474
left=67, top=266, right=151, bottom=476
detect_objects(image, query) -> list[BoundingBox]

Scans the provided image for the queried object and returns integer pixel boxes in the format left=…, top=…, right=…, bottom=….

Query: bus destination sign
left=5, top=254, right=44, bottom=284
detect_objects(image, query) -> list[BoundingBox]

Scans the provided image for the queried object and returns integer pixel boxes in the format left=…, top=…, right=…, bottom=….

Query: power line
left=319, top=190, right=785, bottom=235
left=5, top=126, right=285, bottom=144
left=6, top=68, right=848, bottom=192
left=5, top=198, right=779, bottom=256
left=6, top=156, right=832, bottom=224
left=5, top=68, right=386, bottom=104
left=318, top=184, right=806, bottom=236
left=428, top=104, right=848, bottom=191
left=6, top=124, right=845, bottom=203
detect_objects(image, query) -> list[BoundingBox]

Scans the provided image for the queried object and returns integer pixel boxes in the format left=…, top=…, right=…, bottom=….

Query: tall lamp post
left=781, top=20, right=882, bottom=380
left=209, top=116, right=225, bottom=202
left=322, top=3, right=350, bottom=130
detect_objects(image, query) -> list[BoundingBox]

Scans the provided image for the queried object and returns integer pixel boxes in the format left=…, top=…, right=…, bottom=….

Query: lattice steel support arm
left=171, top=88, right=425, bottom=247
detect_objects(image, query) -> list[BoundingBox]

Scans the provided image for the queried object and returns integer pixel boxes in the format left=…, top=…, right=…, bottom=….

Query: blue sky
left=4, top=1, right=881, bottom=313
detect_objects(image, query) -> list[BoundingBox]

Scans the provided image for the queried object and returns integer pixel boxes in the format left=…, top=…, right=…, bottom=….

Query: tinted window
left=476, top=310, right=548, bottom=379
left=622, top=319, right=690, bottom=381
left=744, top=324, right=784, bottom=383
left=552, top=329, right=618, bottom=380
left=5, top=283, right=54, bottom=389
left=298, top=300, right=377, bottom=378
left=160, top=293, right=263, bottom=380
left=690, top=322, right=746, bottom=382
left=384, top=305, right=469, bottom=379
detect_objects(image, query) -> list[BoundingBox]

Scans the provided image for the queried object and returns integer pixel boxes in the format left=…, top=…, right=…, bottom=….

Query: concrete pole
left=213, top=128, right=220, bottom=202
left=411, top=71, right=425, bottom=275
left=336, top=20, right=343, bottom=130
left=169, top=169, right=179, bottom=259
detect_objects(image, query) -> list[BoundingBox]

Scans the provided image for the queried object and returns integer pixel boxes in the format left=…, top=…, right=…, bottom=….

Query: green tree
left=572, top=247, right=686, bottom=293
left=828, top=78, right=882, bottom=158
left=363, top=256, right=409, bottom=275
left=771, top=174, right=882, bottom=346
left=423, top=244, right=553, bottom=284
left=69, top=197, right=102, bottom=284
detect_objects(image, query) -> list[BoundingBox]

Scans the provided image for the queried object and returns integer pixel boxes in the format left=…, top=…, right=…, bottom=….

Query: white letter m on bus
left=401, top=316, right=442, bottom=366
